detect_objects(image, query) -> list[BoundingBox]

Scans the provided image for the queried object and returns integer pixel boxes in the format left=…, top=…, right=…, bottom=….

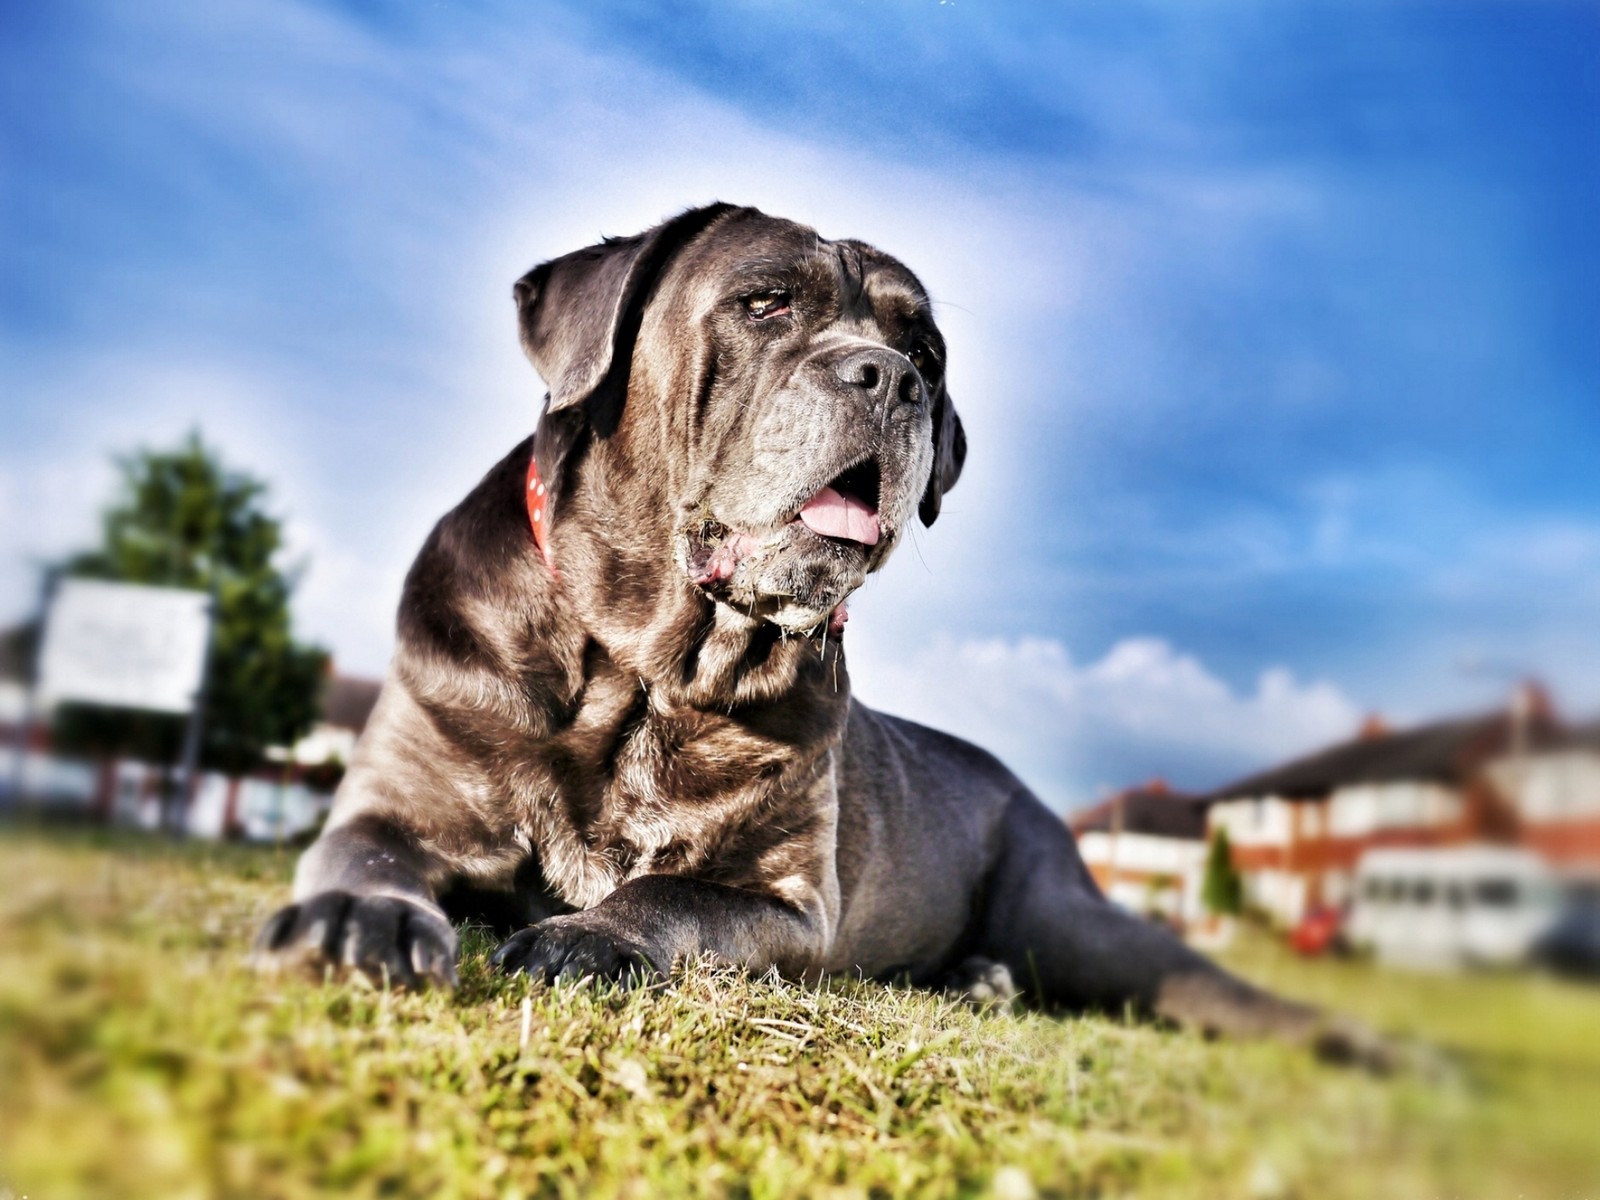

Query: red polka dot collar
left=525, top=450, right=555, bottom=572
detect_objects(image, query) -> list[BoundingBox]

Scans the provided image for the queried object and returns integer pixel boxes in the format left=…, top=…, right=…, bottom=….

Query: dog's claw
left=491, top=916, right=662, bottom=987
left=251, top=890, right=458, bottom=990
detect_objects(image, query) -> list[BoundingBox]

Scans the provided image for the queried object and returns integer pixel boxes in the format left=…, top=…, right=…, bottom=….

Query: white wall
left=1491, top=750, right=1600, bottom=822
left=1078, top=831, right=1206, bottom=921
left=0, top=679, right=26, bottom=724
left=1243, top=869, right=1308, bottom=926
left=1078, top=830, right=1201, bottom=876
left=1328, top=781, right=1461, bottom=838
left=1209, top=796, right=1295, bottom=847
left=271, top=722, right=359, bottom=768
left=238, top=777, right=332, bottom=843
left=0, top=746, right=97, bottom=806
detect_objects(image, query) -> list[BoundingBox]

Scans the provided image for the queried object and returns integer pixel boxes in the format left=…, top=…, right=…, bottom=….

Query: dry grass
left=1, top=826, right=1597, bottom=1199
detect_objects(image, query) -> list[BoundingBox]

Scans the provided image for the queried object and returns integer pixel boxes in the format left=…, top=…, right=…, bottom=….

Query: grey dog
left=255, top=203, right=1373, bottom=1060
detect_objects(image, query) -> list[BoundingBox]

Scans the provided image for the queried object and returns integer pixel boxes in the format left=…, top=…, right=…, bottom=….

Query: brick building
left=1070, top=781, right=1209, bottom=924
left=1204, top=690, right=1600, bottom=926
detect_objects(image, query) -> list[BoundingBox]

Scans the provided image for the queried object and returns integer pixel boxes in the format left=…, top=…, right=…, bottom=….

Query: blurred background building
left=1070, top=684, right=1600, bottom=972
left=1, top=628, right=379, bottom=843
left=1069, top=780, right=1208, bottom=925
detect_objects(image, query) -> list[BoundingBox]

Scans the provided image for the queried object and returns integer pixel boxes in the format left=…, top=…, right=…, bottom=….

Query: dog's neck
left=540, top=443, right=850, bottom=715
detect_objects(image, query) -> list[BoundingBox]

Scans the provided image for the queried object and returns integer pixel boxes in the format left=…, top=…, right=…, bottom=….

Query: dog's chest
left=525, top=676, right=797, bottom=909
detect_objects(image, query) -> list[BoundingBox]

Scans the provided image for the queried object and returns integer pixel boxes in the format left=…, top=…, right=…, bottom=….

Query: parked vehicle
left=1532, top=883, right=1600, bottom=980
left=1290, top=905, right=1343, bottom=957
left=1347, top=846, right=1559, bottom=970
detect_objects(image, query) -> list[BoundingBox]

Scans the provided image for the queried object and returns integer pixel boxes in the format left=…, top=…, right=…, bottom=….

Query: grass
left=1, top=827, right=1597, bottom=1199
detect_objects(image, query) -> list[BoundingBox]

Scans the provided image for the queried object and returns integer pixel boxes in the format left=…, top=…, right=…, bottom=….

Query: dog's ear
left=514, top=203, right=738, bottom=418
left=918, top=384, right=966, bottom=527
left=514, top=204, right=738, bottom=523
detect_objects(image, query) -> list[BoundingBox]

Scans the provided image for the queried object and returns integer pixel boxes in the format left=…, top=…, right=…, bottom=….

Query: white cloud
left=847, top=631, right=1362, bottom=812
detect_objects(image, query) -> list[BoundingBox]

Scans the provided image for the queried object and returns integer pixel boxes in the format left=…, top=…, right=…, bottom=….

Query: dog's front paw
left=251, top=891, right=458, bottom=989
left=489, top=914, right=661, bottom=986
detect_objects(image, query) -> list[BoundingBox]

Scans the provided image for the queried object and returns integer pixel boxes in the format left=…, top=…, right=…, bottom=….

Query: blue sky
left=4, top=0, right=1597, bottom=809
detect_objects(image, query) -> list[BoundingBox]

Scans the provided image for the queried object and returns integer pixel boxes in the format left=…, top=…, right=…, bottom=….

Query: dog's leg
left=976, top=793, right=1391, bottom=1067
left=490, top=875, right=828, bottom=985
left=252, top=813, right=459, bottom=988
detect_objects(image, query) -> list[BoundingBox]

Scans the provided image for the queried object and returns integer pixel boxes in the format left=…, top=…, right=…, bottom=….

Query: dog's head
left=514, top=204, right=965, bottom=634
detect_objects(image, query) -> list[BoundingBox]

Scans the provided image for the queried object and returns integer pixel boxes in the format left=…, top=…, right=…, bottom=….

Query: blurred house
left=1204, top=687, right=1600, bottom=931
left=1346, top=845, right=1560, bottom=969
left=0, top=631, right=381, bottom=842
left=1483, top=718, right=1600, bottom=873
left=233, top=672, right=381, bottom=841
left=266, top=674, right=382, bottom=769
left=1069, top=780, right=1209, bottom=925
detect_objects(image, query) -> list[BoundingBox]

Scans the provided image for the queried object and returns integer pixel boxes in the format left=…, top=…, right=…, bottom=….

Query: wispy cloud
left=849, top=632, right=1362, bottom=810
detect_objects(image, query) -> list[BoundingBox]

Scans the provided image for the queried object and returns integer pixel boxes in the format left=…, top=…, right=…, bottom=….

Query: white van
left=1348, top=846, right=1559, bottom=970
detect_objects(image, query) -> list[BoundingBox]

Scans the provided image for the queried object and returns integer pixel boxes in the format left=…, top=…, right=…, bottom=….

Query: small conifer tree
left=1201, top=825, right=1244, bottom=916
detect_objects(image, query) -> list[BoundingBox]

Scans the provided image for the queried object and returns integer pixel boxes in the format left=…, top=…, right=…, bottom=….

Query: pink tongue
left=798, top=486, right=880, bottom=545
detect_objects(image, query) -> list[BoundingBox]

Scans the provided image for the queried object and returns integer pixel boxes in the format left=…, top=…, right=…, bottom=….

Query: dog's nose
left=834, top=348, right=921, bottom=408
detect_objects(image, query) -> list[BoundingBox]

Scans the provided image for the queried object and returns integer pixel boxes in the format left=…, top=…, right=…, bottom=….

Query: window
left=1474, top=879, right=1518, bottom=908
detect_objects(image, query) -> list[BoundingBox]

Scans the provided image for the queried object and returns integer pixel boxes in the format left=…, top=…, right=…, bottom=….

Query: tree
left=51, top=433, right=328, bottom=779
left=1201, top=825, right=1244, bottom=917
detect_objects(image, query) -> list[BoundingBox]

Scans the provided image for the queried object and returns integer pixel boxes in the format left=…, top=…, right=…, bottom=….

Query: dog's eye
left=742, top=291, right=792, bottom=321
left=908, top=340, right=938, bottom=377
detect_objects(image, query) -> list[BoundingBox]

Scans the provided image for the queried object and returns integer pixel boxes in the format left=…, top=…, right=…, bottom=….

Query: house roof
left=1569, top=720, right=1600, bottom=753
left=321, top=675, right=382, bottom=732
left=1206, top=708, right=1568, bottom=803
left=1071, top=784, right=1208, bottom=840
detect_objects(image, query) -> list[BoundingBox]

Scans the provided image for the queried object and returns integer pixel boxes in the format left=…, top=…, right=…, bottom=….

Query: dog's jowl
left=254, top=204, right=1379, bottom=1062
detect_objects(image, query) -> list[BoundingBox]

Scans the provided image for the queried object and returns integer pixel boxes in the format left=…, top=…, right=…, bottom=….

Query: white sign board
left=38, top=579, right=211, bottom=714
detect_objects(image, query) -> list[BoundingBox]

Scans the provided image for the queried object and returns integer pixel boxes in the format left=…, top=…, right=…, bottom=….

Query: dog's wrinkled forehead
left=669, top=213, right=937, bottom=335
